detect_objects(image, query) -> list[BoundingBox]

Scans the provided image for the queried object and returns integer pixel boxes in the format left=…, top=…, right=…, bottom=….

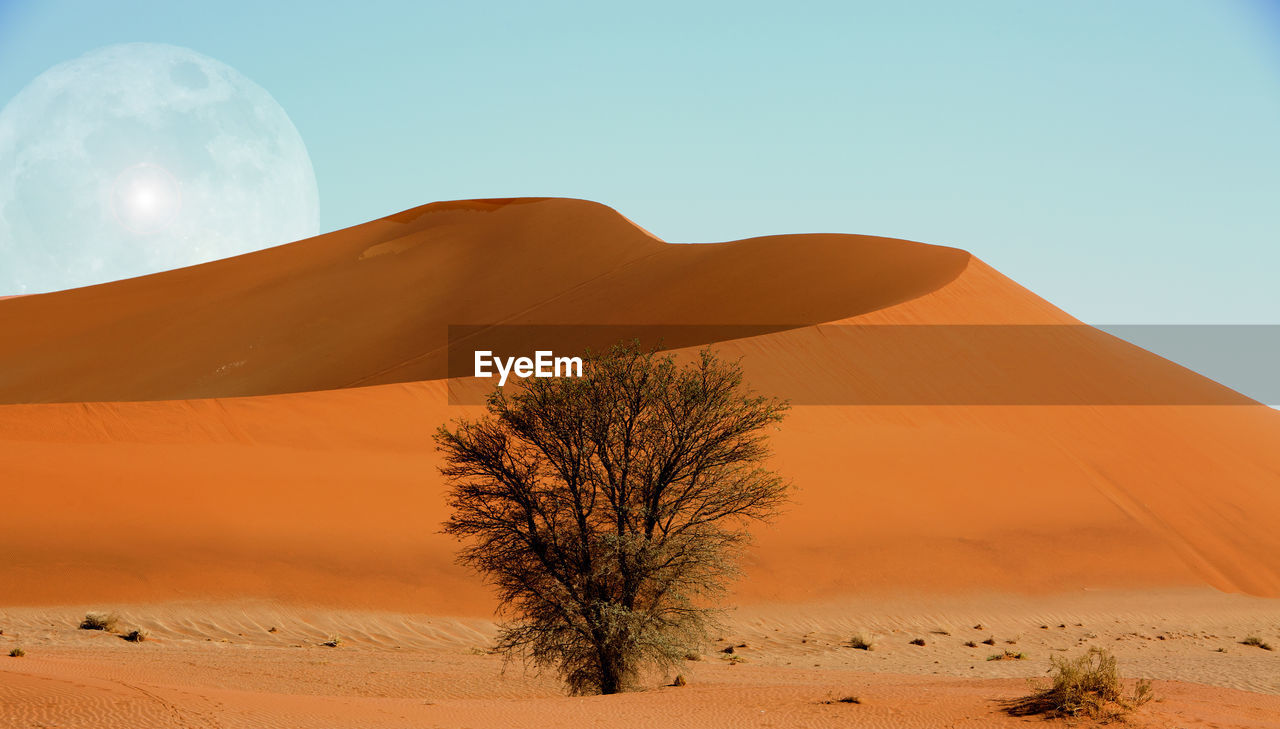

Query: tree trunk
left=597, top=650, right=624, bottom=694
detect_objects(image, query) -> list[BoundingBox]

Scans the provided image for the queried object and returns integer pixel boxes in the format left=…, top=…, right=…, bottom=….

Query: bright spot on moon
left=0, top=43, right=319, bottom=294
left=112, top=163, right=182, bottom=235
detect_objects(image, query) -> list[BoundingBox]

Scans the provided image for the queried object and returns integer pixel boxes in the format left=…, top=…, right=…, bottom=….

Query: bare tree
left=437, top=341, right=790, bottom=694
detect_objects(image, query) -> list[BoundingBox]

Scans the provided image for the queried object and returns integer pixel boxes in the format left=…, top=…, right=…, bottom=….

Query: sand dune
left=1, top=198, right=1278, bottom=610
left=0, top=198, right=968, bottom=402
left=2, top=197, right=1279, bottom=726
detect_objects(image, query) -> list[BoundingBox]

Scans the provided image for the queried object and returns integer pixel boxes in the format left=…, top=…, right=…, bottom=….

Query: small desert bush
left=9, top=647, right=24, bottom=657
left=321, top=635, right=342, bottom=647
left=821, top=695, right=861, bottom=705
left=671, top=674, right=686, bottom=687
left=908, top=637, right=926, bottom=646
left=80, top=612, right=118, bottom=632
left=982, top=636, right=997, bottom=646
left=964, top=640, right=978, bottom=648
left=123, top=629, right=149, bottom=643
left=1241, top=636, right=1274, bottom=651
left=849, top=633, right=874, bottom=650
left=1006, top=646, right=1153, bottom=721
left=987, top=650, right=1025, bottom=661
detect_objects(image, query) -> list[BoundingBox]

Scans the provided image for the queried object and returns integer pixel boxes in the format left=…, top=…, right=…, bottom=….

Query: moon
left=0, top=43, right=319, bottom=295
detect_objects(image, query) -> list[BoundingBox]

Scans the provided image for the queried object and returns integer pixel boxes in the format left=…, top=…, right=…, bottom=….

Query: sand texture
left=1, top=198, right=1277, bottom=726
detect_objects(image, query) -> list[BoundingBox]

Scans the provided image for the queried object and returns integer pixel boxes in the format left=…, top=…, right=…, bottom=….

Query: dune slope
left=1, top=197, right=1278, bottom=611
left=0, top=197, right=969, bottom=403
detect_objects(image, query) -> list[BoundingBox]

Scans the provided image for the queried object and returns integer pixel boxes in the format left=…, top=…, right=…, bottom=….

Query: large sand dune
left=3, top=197, right=1279, bottom=727
left=2, top=197, right=1279, bottom=611
left=0, top=198, right=969, bottom=402
left=2, top=194, right=1280, bottom=606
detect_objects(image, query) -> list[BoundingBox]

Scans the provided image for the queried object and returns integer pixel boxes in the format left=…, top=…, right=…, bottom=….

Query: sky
left=0, top=0, right=1277, bottom=328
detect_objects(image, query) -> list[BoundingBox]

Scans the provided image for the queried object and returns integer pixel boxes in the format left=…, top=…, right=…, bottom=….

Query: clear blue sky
left=1, top=0, right=1277, bottom=325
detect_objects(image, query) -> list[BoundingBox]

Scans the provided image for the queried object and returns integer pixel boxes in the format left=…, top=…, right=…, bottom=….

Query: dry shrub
left=80, top=612, right=118, bottom=632
left=1006, top=646, right=1153, bottom=722
left=849, top=633, right=873, bottom=650
left=8, top=647, right=24, bottom=657
left=123, top=629, right=149, bottom=643
left=821, top=695, right=861, bottom=705
left=1241, top=636, right=1273, bottom=651
left=908, top=638, right=926, bottom=646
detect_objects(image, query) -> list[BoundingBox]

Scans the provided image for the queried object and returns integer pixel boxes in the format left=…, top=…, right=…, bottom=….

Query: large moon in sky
left=0, top=43, right=319, bottom=295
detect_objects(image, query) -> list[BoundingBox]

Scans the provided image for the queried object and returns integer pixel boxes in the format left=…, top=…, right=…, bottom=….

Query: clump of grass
left=982, top=636, right=997, bottom=646
left=849, top=633, right=874, bottom=651
left=9, top=647, right=24, bottom=657
left=987, top=650, right=1025, bottom=661
left=963, top=640, right=978, bottom=648
left=684, top=651, right=702, bottom=661
left=122, top=629, right=149, bottom=643
left=79, top=612, right=118, bottom=632
left=821, top=695, right=861, bottom=705
left=672, top=674, right=686, bottom=687
left=1005, top=646, right=1153, bottom=721
left=909, top=638, right=926, bottom=646
left=321, top=635, right=342, bottom=647
left=1241, top=636, right=1273, bottom=651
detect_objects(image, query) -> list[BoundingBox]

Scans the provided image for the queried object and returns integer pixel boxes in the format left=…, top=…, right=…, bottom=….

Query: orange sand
left=2, top=198, right=1277, bottom=608
left=2, top=594, right=1278, bottom=728
left=1, top=198, right=1277, bottom=726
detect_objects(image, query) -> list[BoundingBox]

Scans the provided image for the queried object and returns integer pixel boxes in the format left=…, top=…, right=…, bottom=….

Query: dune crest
left=0, top=197, right=967, bottom=403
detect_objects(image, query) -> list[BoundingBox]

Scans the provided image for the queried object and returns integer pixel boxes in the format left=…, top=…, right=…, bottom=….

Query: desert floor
left=2, top=589, right=1277, bottom=728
